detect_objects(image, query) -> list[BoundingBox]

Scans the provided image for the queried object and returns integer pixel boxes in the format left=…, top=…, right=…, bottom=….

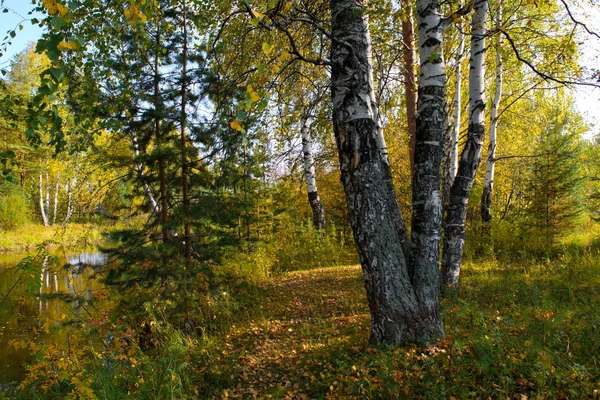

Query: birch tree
left=442, top=22, right=465, bottom=206
left=481, top=5, right=503, bottom=226
left=329, top=0, right=455, bottom=345
left=300, top=110, right=326, bottom=230
left=442, top=0, right=489, bottom=291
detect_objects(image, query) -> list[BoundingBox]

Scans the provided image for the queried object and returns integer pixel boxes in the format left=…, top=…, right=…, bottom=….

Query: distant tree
left=526, top=104, right=584, bottom=244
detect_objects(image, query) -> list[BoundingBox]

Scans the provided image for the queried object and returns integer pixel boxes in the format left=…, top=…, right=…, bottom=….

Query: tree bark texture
left=411, top=0, right=446, bottom=325
left=481, top=5, right=503, bottom=225
left=442, top=0, right=488, bottom=291
left=331, top=0, right=443, bottom=346
left=442, top=24, right=464, bottom=206
left=301, top=116, right=326, bottom=230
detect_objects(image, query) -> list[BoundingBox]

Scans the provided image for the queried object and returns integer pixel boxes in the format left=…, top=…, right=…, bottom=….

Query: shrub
left=0, top=183, right=30, bottom=231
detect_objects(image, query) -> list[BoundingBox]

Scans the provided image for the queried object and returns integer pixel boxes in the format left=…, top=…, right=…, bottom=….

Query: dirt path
left=217, top=266, right=371, bottom=399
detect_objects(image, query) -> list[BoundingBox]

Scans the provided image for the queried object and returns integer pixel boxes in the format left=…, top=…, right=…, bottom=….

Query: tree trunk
left=301, top=116, right=326, bottom=230
left=62, top=180, right=74, bottom=228
left=442, top=23, right=464, bottom=206
left=52, top=174, right=60, bottom=226
left=331, top=0, right=443, bottom=346
left=181, top=0, right=192, bottom=263
left=39, top=170, right=49, bottom=227
left=400, top=0, right=418, bottom=173
left=481, top=5, right=503, bottom=226
left=154, top=27, right=169, bottom=243
left=132, top=139, right=160, bottom=215
left=442, top=0, right=488, bottom=292
left=45, top=171, right=50, bottom=222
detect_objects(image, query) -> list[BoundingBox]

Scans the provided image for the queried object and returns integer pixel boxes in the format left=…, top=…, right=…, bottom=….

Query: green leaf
left=262, top=42, right=272, bottom=55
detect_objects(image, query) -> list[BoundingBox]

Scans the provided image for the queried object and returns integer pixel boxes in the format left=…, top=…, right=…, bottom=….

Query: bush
left=0, top=183, right=30, bottom=231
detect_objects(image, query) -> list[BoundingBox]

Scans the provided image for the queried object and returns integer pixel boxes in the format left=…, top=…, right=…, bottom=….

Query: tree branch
left=500, top=29, right=600, bottom=88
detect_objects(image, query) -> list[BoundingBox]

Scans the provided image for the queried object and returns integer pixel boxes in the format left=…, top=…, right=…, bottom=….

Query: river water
left=0, top=251, right=107, bottom=384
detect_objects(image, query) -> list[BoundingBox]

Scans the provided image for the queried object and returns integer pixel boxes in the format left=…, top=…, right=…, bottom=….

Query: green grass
left=10, top=228, right=600, bottom=399
left=0, top=223, right=106, bottom=253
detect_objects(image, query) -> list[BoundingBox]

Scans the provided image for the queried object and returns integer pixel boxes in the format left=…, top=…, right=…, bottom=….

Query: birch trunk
left=331, top=0, right=443, bottom=346
left=52, top=174, right=60, bottom=226
left=301, top=116, right=326, bottom=230
left=481, top=6, right=503, bottom=225
left=410, top=0, right=446, bottom=325
left=45, top=171, right=50, bottom=222
left=62, top=180, right=74, bottom=228
left=442, top=25, right=464, bottom=206
left=442, top=0, right=488, bottom=291
left=39, top=170, right=49, bottom=227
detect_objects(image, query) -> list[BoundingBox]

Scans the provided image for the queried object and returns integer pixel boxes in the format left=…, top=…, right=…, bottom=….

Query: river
left=0, top=251, right=107, bottom=384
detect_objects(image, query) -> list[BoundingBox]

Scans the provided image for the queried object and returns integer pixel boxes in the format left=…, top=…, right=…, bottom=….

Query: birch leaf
left=230, top=120, right=243, bottom=131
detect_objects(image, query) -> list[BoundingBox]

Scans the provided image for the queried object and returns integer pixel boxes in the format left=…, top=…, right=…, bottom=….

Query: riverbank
left=0, top=224, right=105, bottom=253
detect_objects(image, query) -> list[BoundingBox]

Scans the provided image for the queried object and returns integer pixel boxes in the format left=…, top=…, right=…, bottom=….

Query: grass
left=204, top=254, right=600, bottom=399
left=8, top=228, right=600, bottom=399
left=0, top=223, right=107, bottom=253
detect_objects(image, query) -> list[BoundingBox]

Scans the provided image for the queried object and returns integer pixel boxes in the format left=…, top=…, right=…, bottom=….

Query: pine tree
left=526, top=107, right=584, bottom=245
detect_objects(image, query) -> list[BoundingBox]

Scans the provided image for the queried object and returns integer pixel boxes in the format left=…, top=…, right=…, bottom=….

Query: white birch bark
left=442, top=0, right=488, bottom=291
left=301, top=115, right=326, bottom=229
left=45, top=171, right=50, bottom=222
left=331, top=0, right=443, bottom=345
left=481, top=5, right=503, bottom=225
left=39, top=168, right=49, bottom=227
left=52, top=174, right=60, bottom=226
left=411, top=0, right=448, bottom=309
left=442, top=26, right=464, bottom=205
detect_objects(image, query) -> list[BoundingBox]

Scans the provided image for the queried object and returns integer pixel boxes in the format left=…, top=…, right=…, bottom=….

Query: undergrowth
left=4, top=228, right=600, bottom=399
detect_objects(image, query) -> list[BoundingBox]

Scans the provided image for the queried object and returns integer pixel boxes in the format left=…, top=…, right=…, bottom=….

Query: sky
left=0, top=0, right=599, bottom=137
left=0, top=0, right=44, bottom=69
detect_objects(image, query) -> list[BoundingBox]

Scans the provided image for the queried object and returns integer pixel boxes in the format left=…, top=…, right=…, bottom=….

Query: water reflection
left=0, top=252, right=106, bottom=384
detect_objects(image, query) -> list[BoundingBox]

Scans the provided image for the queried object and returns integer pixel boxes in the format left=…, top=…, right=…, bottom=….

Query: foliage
left=0, top=183, right=30, bottom=231
left=13, top=226, right=600, bottom=399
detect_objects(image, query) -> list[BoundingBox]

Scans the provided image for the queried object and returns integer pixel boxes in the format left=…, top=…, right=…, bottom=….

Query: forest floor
left=212, top=256, right=600, bottom=399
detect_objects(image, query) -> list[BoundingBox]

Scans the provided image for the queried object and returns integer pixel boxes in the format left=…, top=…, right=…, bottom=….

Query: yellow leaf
left=247, top=86, right=260, bottom=103
left=57, top=41, right=74, bottom=51
left=42, top=0, right=58, bottom=15
left=230, top=120, right=243, bottom=131
left=56, top=2, right=69, bottom=17
left=251, top=9, right=264, bottom=19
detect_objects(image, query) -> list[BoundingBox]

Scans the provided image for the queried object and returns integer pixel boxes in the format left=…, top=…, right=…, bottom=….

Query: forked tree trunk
left=442, top=23, right=464, bottom=206
left=481, top=5, right=503, bottom=225
left=301, top=116, right=326, bottom=230
left=442, top=0, right=489, bottom=291
left=331, top=0, right=444, bottom=346
left=39, top=170, right=49, bottom=227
